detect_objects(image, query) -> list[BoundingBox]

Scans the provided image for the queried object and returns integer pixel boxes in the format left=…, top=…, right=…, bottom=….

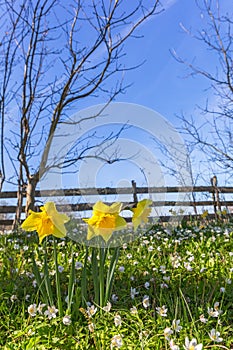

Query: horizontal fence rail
left=2, top=185, right=233, bottom=198
left=1, top=200, right=233, bottom=214
left=0, top=178, right=232, bottom=227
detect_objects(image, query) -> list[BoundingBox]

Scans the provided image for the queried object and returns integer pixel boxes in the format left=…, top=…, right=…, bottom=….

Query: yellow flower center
left=89, top=213, right=116, bottom=229
left=41, top=215, right=54, bottom=234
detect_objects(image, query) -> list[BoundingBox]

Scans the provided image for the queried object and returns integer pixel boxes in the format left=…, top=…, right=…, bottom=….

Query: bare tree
left=0, top=0, right=161, bottom=226
left=152, top=135, right=203, bottom=215
left=172, top=0, right=233, bottom=178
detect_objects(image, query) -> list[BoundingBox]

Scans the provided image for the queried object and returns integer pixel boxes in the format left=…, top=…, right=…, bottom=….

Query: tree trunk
left=12, top=173, right=39, bottom=230
left=0, top=171, right=4, bottom=192
left=12, top=183, right=24, bottom=230
left=12, top=163, right=24, bottom=230
left=25, top=175, right=38, bottom=216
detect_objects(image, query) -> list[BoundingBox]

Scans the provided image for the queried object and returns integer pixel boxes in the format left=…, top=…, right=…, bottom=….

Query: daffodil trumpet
left=83, top=201, right=127, bottom=243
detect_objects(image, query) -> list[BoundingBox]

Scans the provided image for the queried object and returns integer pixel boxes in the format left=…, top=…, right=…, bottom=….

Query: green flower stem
left=90, top=247, right=119, bottom=308
left=67, top=250, right=75, bottom=314
left=32, top=252, right=48, bottom=305
left=105, top=247, right=120, bottom=305
left=82, top=246, right=119, bottom=309
left=81, top=246, right=89, bottom=306
left=99, top=247, right=106, bottom=308
left=91, top=248, right=99, bottom=305
left=179, top=287, right=197, bottom=333
left=43, top=242, right=54, bottom=306
left=53, top=237, right=63, bottom=317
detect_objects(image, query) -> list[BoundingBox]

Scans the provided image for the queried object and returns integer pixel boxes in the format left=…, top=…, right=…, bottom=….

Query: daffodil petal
left=38, top=230, right=50, bottom=244
left=44, top=202, right=69, bottom=235
left=115, top=215, right=127, bottom=230
left=99, top=229, right=114, bottom=242
left=108, top=202, right=122, bottom=214
left=21, top=211, right=43, bottom=231
left=92, top=201, right=109, bottom=213
left=132, top=199, right=152, bottom=216
left=132, top=216, right=141, bottom=231
left=131, top=199, right=152, bottom=231
left=93, top=201, right=122, bottom=214
left=86, top=225, right=96, bottom=241
left=52, top=225, right=66, bottom=239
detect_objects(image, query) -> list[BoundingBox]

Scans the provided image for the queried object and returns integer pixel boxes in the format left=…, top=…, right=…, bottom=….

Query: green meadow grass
left=0, top=220, right=233, bottom=349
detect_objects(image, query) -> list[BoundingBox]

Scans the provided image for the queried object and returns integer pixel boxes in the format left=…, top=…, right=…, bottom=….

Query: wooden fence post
left=210, top=175, right=221, bottom=218
left=131, top=180, right=138, bottom=206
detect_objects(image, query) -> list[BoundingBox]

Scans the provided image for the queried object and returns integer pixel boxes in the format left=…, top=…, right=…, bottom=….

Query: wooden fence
left=1, top=179, right=233, bottom=227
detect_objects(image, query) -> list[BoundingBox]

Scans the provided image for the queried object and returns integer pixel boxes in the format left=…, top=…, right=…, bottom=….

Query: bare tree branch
left=173, top=0, right=233, bottom=176
left=0, top=0, right=161, bottom=224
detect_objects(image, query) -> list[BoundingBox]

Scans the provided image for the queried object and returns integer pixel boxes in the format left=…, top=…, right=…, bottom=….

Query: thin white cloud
left=162, top=0, right=178, bottom=10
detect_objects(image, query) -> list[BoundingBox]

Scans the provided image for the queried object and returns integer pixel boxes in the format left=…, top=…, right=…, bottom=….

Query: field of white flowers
left=0, top=219, right=233, bottom=349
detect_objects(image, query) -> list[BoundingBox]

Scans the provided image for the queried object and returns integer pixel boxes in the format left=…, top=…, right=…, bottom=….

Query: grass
left=0, top=219, right=233, bottom=349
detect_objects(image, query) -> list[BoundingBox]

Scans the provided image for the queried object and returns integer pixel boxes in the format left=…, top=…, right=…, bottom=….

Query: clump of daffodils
left=21, top=199, right=152, bottom=244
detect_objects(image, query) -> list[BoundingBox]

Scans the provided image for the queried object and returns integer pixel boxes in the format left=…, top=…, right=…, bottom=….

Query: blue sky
left=118, top=0, right=211, bottom=119
left=2, top=0, right=232, bottom=219
left=86, top=0, right=231, bottom=189
left=3, top=0, right=231, bottom=196
left=55, top=0, right=219, bottom=189
left=43, top=0, right=215, bottom=119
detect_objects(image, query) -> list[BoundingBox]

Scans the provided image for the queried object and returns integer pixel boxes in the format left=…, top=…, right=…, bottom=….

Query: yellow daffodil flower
left=83, top=201, right=127, bottom=242
left=201, top=210, right=208, bottom=219
left=222, top=208, right=227, bottom=216
left=131, top=199, right=152, bottom=231
left=21, top=202, right=70, bottom=243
